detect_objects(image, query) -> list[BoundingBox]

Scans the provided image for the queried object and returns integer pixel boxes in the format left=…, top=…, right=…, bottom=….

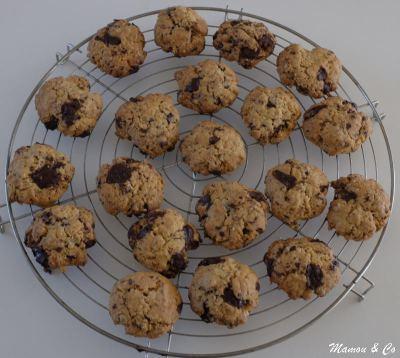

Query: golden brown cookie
left=264, top=237, right=341, bottom=299
left=88, top=19, right=146, bottom=77
left=154, top=6, right=208, bottom=57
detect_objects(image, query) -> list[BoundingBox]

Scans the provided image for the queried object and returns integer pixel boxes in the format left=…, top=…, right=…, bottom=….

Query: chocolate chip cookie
left=264, top=237, right=341, bottom=299
left=7, top=143, right=75, bottom=207
left=109, top=272, right=182, bottom=338
left=175, top=59, right=238, bottom=114
left=264, top=159, right=329, bottom=229
left=213, top=20, right=276, bottom=69
left=241, top=86, right=302, bottom=144
left=97, top=157, right=164, bottom=216
left=277, top=44, right=342, bottom=98
left=196, top=181, right=268, bottom=249
left=302, top=97, right=373, bottom=155
left=179, top=121, right=246, bottom=175
left=115, top=94, right=180, bottom=158
left=35, top=76, right=103, bottom=137
left=88, top=19, right=146, bottom=77
left=154, top=6, right=208, bottom=57
left=189, top=257, right=259, bottom=327
left=128, top=209, right=200, bottom=277
left=327, top=174, right=391, bottom=241
left=25, top=204, right=95, bottom=273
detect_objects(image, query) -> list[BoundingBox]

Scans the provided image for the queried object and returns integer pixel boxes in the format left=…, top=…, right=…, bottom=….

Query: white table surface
left=1, top=0, right=399, bottom=357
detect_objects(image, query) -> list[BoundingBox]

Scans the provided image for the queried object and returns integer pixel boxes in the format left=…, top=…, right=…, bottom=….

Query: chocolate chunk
left=95, top=32, right=121, bottom=45
left=267, top=100, right=276, bottom=108
left=31, top=162, right=63, bottom=189
left=200, top=303, right=213, bottom=322
left=85, top=239, right=96, bottom=248
left=243, top=227, right=250, bottom=235
left=336, top=189, right=357, bottom=202
left=61, top=99, right=81, bottom=126
left=273, top=170, right=297, bottom=189
left=317, top=67, right=327, bottom=81
left=164, top=253, right=187, bottom=277
left=343, top=100, right=357, bottom=109
left=78, top=130, right=91, bottom=138
left=289, top=246, right=297, bottom=252
left=223, top=284, right=246, bottom=308
left=45, top=115, right=59, bottom=130
left=197, top=194, right=212, bottom=212
left=330, top=259, right=339, bottom=270
left=183, top=225, right=199, bottom=250
left=198, top=257, right=225, bottom=267
left=166, top=113, right=174, bottom=124
left=210, top=170, right=222, bottom=176
left=31, top=247, right=50, bottom=273
left=209, top=136, right=220, bottom=145
left=129, top=66, right=139, bottom=74
left=185, top=77, right=201, bottom=92
left=304, top=104, right=327, bottom=120
left=214, top=41, right=223, bottom=50
left=129, top=97, right=142, bottom=103
left=264, top=254, right=274, bottom=276
left=230, top=20, right=241, bottom=26
left=306, top=263, right=324, bottom=290
left=240, top=47, right=259, bottom=59
left=323, top=83, right=332, bottom=94
left=249, top=190, right=267, bottom=203
left=106, top=163, right=133, bottom=184
left=259, top=34, right=273, bottom=49
left=320, top=184, right=329, bottom=192
left=255, top=281, right=260, bottom=291
left=40, top=211, right=54, bottom=225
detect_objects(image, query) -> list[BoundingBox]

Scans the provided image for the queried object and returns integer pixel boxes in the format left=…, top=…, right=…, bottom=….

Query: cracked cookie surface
left=128, top=209, right=200, bottom=277
left=196, top=181, right=268, bottom=249
left=115, top=94, right=180, bottom=158
left=241, top=86, right=302, bottom=144
left=154, top=6, right=208, bottom=57
left=7, top=143, right=75, bottom=207
left=88, top=19, right=146, bottom=77
left=189, top=257, right=259, bottom=327
left=302, top=97, right=373, bottom=155
left=109, top=272, right=182, bottom=338
left=179, top=121, right=246, bottom=175
left=97, top=157, right=164, bottom=216
left=264, top=159, right=328, bottom=228
left=175, top=59, right=238, bottom=114
left=35, top=76, right=103, bottom=137
left=25, top=204, right=95, bottom=273
left=277, top=44, right=342, bottom=98
left=264, top=237, right=341, bottom=299
left=213, top=20, right=276, bottom=69
left=327, top=174, right=390, bottom=241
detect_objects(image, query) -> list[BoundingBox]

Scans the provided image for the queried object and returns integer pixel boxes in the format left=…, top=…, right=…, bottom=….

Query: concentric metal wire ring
left=4, top=7, right=394, bottom=357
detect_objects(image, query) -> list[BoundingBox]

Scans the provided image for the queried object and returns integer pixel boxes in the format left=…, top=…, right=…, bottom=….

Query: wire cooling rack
left=0, top=6, right=395, bottom=357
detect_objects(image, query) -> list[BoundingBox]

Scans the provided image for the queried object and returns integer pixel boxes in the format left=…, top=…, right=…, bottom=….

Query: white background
left=0, top=0, right=399, bottom=357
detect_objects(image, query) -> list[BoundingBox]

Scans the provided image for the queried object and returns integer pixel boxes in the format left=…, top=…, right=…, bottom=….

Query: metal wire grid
left=0, top=6, right=394, bottom=357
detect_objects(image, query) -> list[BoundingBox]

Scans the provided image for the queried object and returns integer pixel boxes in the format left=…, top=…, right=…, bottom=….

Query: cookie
left=88, top=19, right=146, bottom=77
left=7, top=143, right=75, bottom=207
left=196, top=181, right=268, bottom=249
left=189, top=257, right=259, bottom=327
left=179, top=121, right=246, bottom=175
left=264, top=237, right=341, bottom=299
left=128, top=209, right=200, bottom=277
left=35, top=76, right=103, bottom=137
left=327, top=174, right=391, bottom=241
left=97, top=157, right=164, bottom=216
left=154, top=6, right=208, bottom=57
left=115, top=94, right=180, bottom=158
left=264, top=159, right=329, bottom=229
left=241, top=86, right=302, bottom=144
left=302, top=97, right=373, bottom=155
left=175, top=59, right=238, bottom=114
left=213, top=20, right=276, bottom=69
left=25, top=204, right=96, bottom=273
left=109, top=272, right=182, bottom=338
left=277, top=44, right=342, bottom=98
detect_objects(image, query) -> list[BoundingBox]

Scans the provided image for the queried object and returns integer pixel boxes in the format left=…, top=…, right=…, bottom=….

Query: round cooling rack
left=2, top=6, right=395, bottom=357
